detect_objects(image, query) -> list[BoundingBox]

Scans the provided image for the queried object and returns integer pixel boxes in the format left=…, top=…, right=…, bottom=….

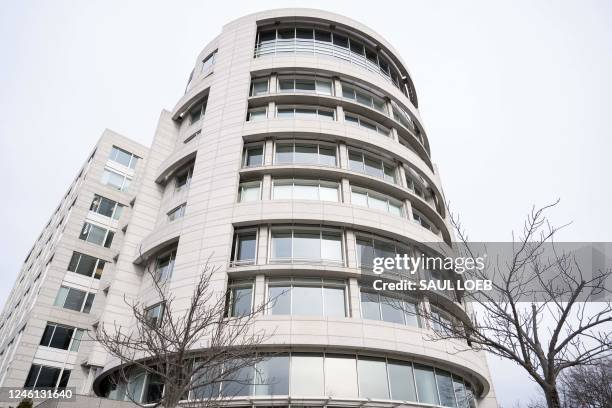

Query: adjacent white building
left=0, top=8, right=497, bottom=408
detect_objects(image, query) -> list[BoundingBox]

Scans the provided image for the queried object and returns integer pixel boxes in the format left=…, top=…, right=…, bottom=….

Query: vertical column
left=397, top=162, right=408, bottom=188
left=267, top=101, right=275, bottom=119
left=261, top=175, right=272, bottom=200
left=256, top=225, right=268, bottom=265
left=421, top=296, right=432, bottom=329
left=341, top=179, right=351, bottom=203
left=269, top=73, right=278, bottom=93
left=404, top=199, right=414, bottom=221
left=264, top=139, right=274, bottom=165
left=389, top=127, right=400, bottom=143
left=345, top=230, right=357, bottom=268
left=348, top=277, right=361, bottom=318
left=254, top=274, right=266, bottom=315
left=385, top=98, right=394, bottom=118
left=338, top=142, right=349, bottom=169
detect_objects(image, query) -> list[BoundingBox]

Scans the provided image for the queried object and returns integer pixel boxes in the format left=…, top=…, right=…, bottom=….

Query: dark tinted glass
left=63, top=289, right=86, bottom=311
left=49, top=326, right=74, bottom=350
left=39, top=325, right=55, bottom=347
left=36, top=366, right=61, bottom=388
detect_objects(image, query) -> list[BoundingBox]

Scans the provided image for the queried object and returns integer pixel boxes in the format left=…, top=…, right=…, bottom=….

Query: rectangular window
left=79, top=222, right=114, bottom=248
left=189, top=97, right=208, bottom=124
left=276, top=105, right=335, bottom=120
left=24, top=364, right=71, bottom=390
left=351, top=187, right=403, bottom=216
left=67, top=251, right=106, bottom=279
left=101, top=169, right=131, bottom=192
left=388, top=361, right=417, bottom=401
left=290, top=354, right=324, bottom=396
left=274, top=142, right=336, bottom=166
left=254, top=355, right=289, bottom=395
left=238, top=181, right=261, bottom=202
left=270, top=228, right=343, bottom=264
left=360, top=289, right=420, bottom=327
left=109, top=146, right=139, bottom=169
left=54, top=286, right=95, bottom=313
left=341, top=82, right=386, bottom=113
left=155, top=249, right=176, bottom=281
left=437, top=369, right=458, bottom=407
left=247, top=107, right=267, bottom=121
left=226, top=280, right=253, bottom=317
left=243, top=145, right=264, bottom=167
left=344, top=112, right=390, bottom=136
left=267, top=279, right=347, bottom=317
left=250, top=78, right=269, bottom=96
left=231, top=231, right=257, bottom=265
left=145, top=303, right=164, bottom=328
left=167, top=203, right=186, bottom=222
left=174, top=164, right=194, bottom=192
left=414, top=364, right=440, bottom=405
left=413, top=210, right=433, bottom=231
left=325, top=354, right=358, bottom=397
left=39, top=323, right=84, bottom=352
left=348, top=149, right=396, bottom=183
left=90, top=194, right=123, bottom=220
left=272, top=179, right=339, bottom=202
left=278, top=77, right=333, bottom=95
left=201, top=50, right=217, bottom=72
left=358, top=357, right=389, bottom=399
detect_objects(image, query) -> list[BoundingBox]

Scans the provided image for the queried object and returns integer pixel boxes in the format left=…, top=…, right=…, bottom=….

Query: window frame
left=144, top=303, right=165, bottom=328
left=350, top=186, right=404, bottom=217
left=347, top=148, right=397, bottom=183
left=101, top=168, right=132, bottom=192
left=271, top=178, right=340, bottom=202
left=78, top=222, right=115, bottom=248
left=238, top=180, right=262, bottom=202
left=268, top=226, right=344, bottom=266
left=247, top=107, right=268, bottom=121
left=89, top=194, right=123, bottom=220
left=54, top=286, right=95, bottom=314
left=273, top=140, right=338, bottom=167
left=109, top=146, right=139, bottom=169
left=167, top=203, right=187, bottom=222
left=266, top=277, right=348, bottom=317
left=226, top=279, right=255, bottom=317
left=67, top=251, right=106, bottom=279
left=242, top=144, right=265, bottom=167
left=275, top=105, right=336, bottom=120
left=201, top=50, right=217, bottom=73
left=230, top=229, right=258, bottom=266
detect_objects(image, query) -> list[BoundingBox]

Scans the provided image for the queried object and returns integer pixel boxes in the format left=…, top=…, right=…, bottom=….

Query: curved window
left=348, top=149, right=396, bottom=183
left=351, top=186, right=403, bottom=216
left=360, top=289, right=420, bottom=327
left=344, top=112, right=390, bottom=136
left=226, top=279, right=253, bottom=317
left=276, top=105, right=335, bottom=120
left=230, top=230, right=257, bottom=266
left=274, top=142, right=336, bottom=166
left=178, top=353, right=476, bottom=406
left=254, top=25, right=413, bottom=102
left=278, top=76, right=333, bottom=95
left=247, top=107, right=267, bottom=121
left=238, top=181, right=261, bottom=202
left=270, top=227, right=343, bottom=265
left=154, top=248, right=176, bottom=281
left=355, top=234, right=411, bottom=272
left=267, top=278, right=347, bottom=317
left=272, top=178, right=340, bottom=202
left=413, top=209, right=436, bottom=233
left=250, top=78, right=269, bottom=96
left=242, top=144, right=264, bottom=167
left=341, top=82, right=386, bottom=113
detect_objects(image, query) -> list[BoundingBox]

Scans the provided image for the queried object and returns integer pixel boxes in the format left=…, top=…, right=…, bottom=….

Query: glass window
left=292, top=285, right=323, bottom=315
left=221, top=363, right=253, bottom=397
left=454, top=377, right=469, bottom=408
left=251, top=79, right=268, bottom=96
left=380, top=295, right=405, bottom=324
left=324, top=286, right=346, bottom=317
left=232, top=231, right=256, bottom=264
left=228, top=283, right=253, bottom=317
left=48, top=325, right=74, bottom=350
left=348, top=150, right=396, bottom=183
left=388, top=361, right=417, bottom=401
left=155, top=250, right=176, bottom=280
left=167, top=204, right=186, bottom=222
left=268, top=285, right=291, bottom=315
left=243, top=146, right=263, bottom=167
left=315, top=29, right=331, bottom=42
left=109, top=146, right=139, bottom=169
left=255, top=355, right=290, bottom=395
left=295, top=144, right=318, bottom=164
left=239, top=182, right=261, bottom=202
left=351, top=187, right=403, bottom=217
left=325, top=355, right=358, bottom=397
left=63, top=287, right=86, bottom=311
left=70, top=329, right=84, bottom=352
left=290, top=354, right=324, bottom=396
left=293, top=231, right=320, bottom=259
left=437, top=369, right=457, bottom=407
left=271, top=231, right=291, bottom=259
left=414, top=364, right=439, bottom=405
left=145, top=303, right=164, bottom=327
left=101, top=169, right=131, bottom=192
left=189, top=98, right=207, bottom=124
left=184, top=130, right=201, bottom=144
left=175, top=165, right=194, bottom=191
left=83, top=293, right=95, bottom=313
left=24, top=365, right=63, bottom=389
left=202, top=50, right=217, bottom=72
left=358, top=357, right=389, bottom=399
left=68, top=252, right=105, bottom=279
left=90, top=195, right=122, bottom=219
left=247, top=108, right=267, bottom=121
left=275, top=144, right=293, bottom=164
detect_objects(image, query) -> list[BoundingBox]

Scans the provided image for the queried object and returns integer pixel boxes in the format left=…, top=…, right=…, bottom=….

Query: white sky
left=0, top=1, right=610, bottom=406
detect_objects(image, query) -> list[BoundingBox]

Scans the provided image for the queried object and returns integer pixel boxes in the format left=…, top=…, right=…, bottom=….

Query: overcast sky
left=1, top=1, right=610, bottom=406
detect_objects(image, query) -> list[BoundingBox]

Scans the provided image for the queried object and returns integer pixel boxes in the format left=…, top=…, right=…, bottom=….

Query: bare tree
left=557, top=356, right=612, bottom=407
left=419, top=201, right=612, bottom=408
left=94, top=256, right=272, bottom=408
